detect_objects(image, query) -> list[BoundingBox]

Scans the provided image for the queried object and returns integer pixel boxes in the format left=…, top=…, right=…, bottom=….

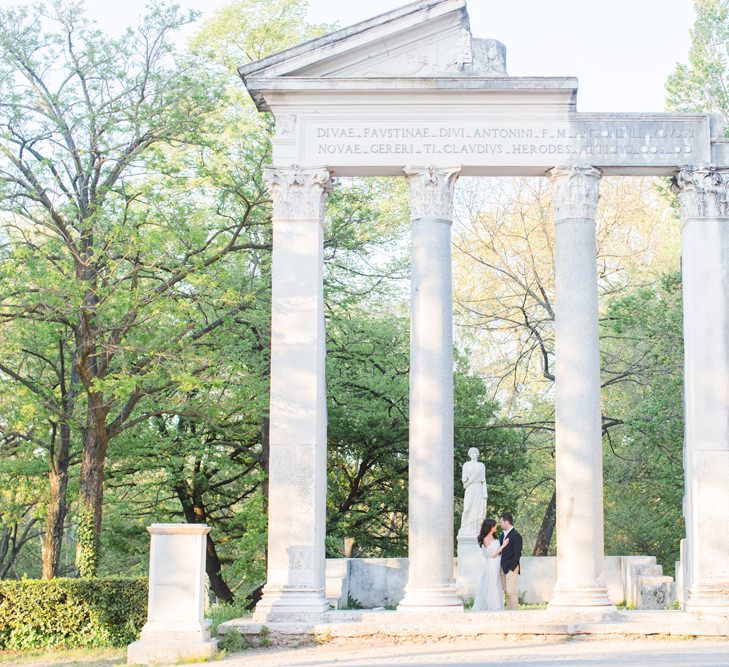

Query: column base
left=548, top=584, right=615, bottom=611
left=685, top=583, right=729, bottom=612
left=253, top=585, right=330, bottom=622
left=398, top=584, right=464, bottom=612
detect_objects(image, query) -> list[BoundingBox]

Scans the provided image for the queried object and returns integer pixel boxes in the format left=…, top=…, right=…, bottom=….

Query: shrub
left=207, top=598, right=251, bottom=636
left=0, top=577, right=147, bottom=650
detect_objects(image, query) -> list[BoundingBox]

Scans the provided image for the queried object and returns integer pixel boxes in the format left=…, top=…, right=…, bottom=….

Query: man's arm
left=513, top=531, right=523, bottom=560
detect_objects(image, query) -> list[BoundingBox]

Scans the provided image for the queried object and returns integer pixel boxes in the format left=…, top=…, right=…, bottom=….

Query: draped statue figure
left=458, top=447, right=487, bottom=538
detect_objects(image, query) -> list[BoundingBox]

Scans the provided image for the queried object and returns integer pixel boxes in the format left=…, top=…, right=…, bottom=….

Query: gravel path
left=198, top=637, right=729, bottom=667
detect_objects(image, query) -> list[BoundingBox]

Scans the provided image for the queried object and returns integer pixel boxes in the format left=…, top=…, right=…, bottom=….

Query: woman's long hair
left=477, top=518, right=497, bottom=547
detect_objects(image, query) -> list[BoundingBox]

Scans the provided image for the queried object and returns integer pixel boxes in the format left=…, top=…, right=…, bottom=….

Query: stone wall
left=326, top=555, right=674, bottom=609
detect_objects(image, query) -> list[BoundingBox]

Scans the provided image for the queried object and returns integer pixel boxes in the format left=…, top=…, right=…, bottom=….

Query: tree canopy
left=0, top=0, right=712, bottom=601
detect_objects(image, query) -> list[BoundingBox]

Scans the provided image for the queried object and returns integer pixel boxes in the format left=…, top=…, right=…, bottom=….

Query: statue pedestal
left=456, top=535, right=482, bottom=602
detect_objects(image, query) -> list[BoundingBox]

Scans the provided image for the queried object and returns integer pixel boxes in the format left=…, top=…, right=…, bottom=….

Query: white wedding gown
left=472, top=538, right=504, bottom=611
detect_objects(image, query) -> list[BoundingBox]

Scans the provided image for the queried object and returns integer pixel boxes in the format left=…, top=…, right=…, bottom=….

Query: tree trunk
left=173, top=480, right=235, bottom=603
left=532, top=489, right=556, bottom=556
left=74, top=248, right=108, bottom=578
left=43, top=340, right=75, bottom=579
left=76, top=422, right=106, bottom=577
left=205, top=534, right=234, bottom=603
left=42, top=450, right=69, bottom=578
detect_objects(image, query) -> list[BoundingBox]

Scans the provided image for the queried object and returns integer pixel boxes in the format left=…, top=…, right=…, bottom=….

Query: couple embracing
left=472, top=512, right=522, bottom=611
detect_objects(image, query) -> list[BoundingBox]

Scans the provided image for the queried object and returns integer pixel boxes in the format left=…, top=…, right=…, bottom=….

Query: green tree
left=190, top=0, right=335, bottom=73
left=666, top=0, right=729, bottom=118
left=0, top=0, right=273, bottom=576
left=602, top=273, right=684, bottom=572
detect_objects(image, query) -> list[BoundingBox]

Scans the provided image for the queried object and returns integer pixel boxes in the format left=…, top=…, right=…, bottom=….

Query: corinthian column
left=673, top=165, right=729, bottom=612
left=548, top=165, right=613, bottom=609
left=398, top=165, right=462, bottom=612
left=254, top=165, right=332, bottom=621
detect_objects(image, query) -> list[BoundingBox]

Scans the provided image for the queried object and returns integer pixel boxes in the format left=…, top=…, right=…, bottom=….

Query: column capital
left=672, top=165, right=729, bottom=219
left=264, top=165, right=332, bottom=220
left=549, top=165, right=601, bottom=221
left=404, top=165, right=460, bottom=221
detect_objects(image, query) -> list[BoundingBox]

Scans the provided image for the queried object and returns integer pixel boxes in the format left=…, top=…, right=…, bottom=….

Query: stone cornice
left=549, top=165, right=601, bottom=221
left=264, top=165, right=332, bottom=220
left=404, top=165, right=461, bottom=221
left=673, top=165, right=729, bottom=219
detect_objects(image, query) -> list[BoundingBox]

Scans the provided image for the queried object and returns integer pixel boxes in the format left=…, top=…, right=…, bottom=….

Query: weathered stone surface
left=640, top=576, right=675, bottom=610
left=345, top=558, right=408, bottom=609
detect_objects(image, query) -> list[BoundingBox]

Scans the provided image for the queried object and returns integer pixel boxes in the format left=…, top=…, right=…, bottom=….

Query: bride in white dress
left=472, top=518, right=509, bottom=611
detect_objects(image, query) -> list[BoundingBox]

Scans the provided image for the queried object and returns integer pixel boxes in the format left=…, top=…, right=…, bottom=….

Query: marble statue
left=458, top=447, right=487, bottom=538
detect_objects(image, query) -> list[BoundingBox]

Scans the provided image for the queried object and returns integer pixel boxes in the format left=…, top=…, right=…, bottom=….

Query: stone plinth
left=639, top=576, right=675, bottom=610
left=127, top=523, right=217, bottom=665
left=455, top=537, right=482, bottom=601
left=325, top=558, right=349, bottom=610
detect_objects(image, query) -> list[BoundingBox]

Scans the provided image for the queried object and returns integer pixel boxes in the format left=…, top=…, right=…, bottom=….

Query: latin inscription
left=299, top=118, right=708, bottom=168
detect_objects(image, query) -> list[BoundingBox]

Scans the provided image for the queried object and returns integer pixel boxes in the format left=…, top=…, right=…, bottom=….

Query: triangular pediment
left=239, top=0, right=506, bottom=83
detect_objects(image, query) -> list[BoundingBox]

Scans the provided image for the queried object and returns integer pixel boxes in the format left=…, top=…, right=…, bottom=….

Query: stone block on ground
left=127, top=523, right=218, bottom=665
left=639, top=575, right=675, bottom=610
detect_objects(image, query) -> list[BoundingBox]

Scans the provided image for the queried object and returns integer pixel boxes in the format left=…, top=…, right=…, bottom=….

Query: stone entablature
left=240, top=0, right=724, bottom=177
left=276, top=112, right=717, bottom=176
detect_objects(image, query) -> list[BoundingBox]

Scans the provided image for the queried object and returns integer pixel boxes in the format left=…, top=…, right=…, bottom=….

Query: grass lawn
left=0, top=647, right=125, bottom=666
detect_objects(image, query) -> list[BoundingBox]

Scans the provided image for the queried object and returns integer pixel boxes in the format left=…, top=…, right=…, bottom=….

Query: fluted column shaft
left=254, top=165, right=332, bottom=621
left=548, top=165, right=612, bottom=609
left=674, top=166, right=729, bottom=612
left=398, top=166, right=462, bottom=611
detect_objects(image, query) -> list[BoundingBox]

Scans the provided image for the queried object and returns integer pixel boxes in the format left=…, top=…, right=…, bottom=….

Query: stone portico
left=238, top=0, right=729, bottom=621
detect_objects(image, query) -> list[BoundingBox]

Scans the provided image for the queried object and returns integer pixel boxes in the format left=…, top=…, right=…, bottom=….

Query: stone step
left=219, top=609, right=729, bottom=647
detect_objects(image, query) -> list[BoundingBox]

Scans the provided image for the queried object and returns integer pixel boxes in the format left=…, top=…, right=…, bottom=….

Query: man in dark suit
left=499, top=512, right=522, bottom=610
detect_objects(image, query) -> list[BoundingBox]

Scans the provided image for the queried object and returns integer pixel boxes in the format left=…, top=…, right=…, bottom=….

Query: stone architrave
left=127, top=524, right=217, bottom=665
left=548, top=165, right=613, bottom=610
left=254, top=165, right=333, bottom=621
left=673, top=165, right=729, bottom=612
left=398, top=165, right=463, bottom=612
left=456, top=447, right=488, bottom=599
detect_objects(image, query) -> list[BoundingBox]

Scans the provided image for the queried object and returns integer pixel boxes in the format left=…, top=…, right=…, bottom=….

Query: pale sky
left=0, top=0, right=696, bottom=112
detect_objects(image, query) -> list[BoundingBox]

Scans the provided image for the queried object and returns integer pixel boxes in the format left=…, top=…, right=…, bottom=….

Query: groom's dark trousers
left=500, top=529, right=523, bottom=610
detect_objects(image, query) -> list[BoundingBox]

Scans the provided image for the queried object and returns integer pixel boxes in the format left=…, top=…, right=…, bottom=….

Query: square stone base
left=127, top=637, right=218, bottom=665
left=253, top=587, right=331, bottom=622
